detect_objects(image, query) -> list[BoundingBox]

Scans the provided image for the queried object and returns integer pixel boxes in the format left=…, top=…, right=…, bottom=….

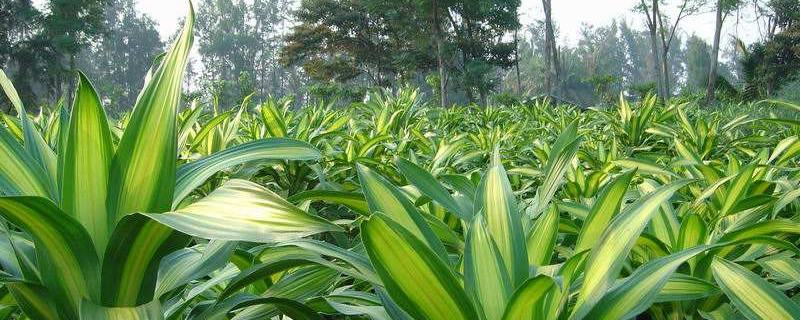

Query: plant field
left=3, top=7, right=800, bottom=320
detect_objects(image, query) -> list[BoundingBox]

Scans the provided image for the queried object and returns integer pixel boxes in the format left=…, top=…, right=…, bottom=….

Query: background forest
left=1, top=0, right=799, bottom=111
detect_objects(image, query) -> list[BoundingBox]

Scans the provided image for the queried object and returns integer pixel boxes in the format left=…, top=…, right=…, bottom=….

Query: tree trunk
left=542, top=0, right=555, bottom=96
left=514, top=29, right=521, bottom=95
left=552, top=41, right=561, bottom=98
left=706, top=0, right=724, bottom=104
left=68, top=53, right=76, bottom=105
left=431, top=0, right=448, bottom=107
left=643, top=0, right=665, bottom=99
left=661, top=47, right=671, bottom=98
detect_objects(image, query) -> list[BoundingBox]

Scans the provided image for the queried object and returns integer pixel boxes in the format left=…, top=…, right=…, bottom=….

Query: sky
left=129, top=0, right=765, bottom=45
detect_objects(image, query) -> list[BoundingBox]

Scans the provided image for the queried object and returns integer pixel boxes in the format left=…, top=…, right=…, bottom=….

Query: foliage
left=281, top=0, right=434, bottom=86
left=195, top=0, right=305, bottom=106
left=3, top=2, right=800, bottom=320
left=282, top=0, right=520, bottom=105
left=685, top=34, right=712, bottom=91
left=775, top=77, right=800, bottom=104
left=0, top=8, right=334, bottom=319
left=742, top=24, right=800, bottom=98
left=6, top=44, right=800, bottom=319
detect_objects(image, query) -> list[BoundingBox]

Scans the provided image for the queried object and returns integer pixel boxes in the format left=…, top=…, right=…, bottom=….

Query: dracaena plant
left=0, top=4, right=339, bottom=320
left=341, top=115, right=800, bottom=320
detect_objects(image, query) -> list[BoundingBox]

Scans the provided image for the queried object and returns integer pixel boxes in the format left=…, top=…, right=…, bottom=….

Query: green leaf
left=719, top=164, right=756, bottom=217
left=0, top=227, right=36, bottom=280
left=0, top=111, right=23, bottom=141
left=500, top=275, right=559, bottom=320
left=6, top=281, right=59, bottom=320
left=0, top=125, right=50, bottom=197
left=79, top=299, right=163, bottom=320
left=287, top=190, right=370, bottom=216
left=154, top=240, right=236, bottom=296
left=758, top=254, right=800, bottom=283
left=583, top=245, right=713, bottom=320
left=217, top=257, right=313, bottom=301
left=60, top=72, right=114, bottom=255
left=100, top=5, right=196, bottom=307
left=0, top=70, right=57, bottom=196
left=107, top=3, right=194, bottom=222
left=712, top=257, right=800, bottom=320
left=101, top=216, right=187, bottom=306
left=362, top=214, right=479, bottom=320
left=356, top=163, right=447, bottom=258
left=260, top=99, right=288, bottom=137
left=640, top=179, right=681, bottom=248
left=678, top=214, right=708, bottom=250
left=575, top=170, right=635, bottom=252
left=200, top=293, right=320, bottom=320
left=396, top=158, right=471, bottom=220
left=773, top=188, right=800, bottom=218
left=176, top=101, right=204, bottom=149
left=188, top=111, right=231, bottom=151
left=475, top=160, right=528, bottom=287
left=613, top=158, right=676, bottom=177
left=275, top=239, right=378, bottom=284
left=719, top=220, right=800, bottom=243
left=440, top=174, right=476, bottom=202
left=0, top=197, right=100, bottom=319
left=571, top=179, right=690, bottom=319
left=533, top=119, right=581, bottom=216
left=527, top=205, right=559, bottom=266
left=699, top=303, right=740, bottom=320
left=464, top=215, right=511, bottom=320
left=223, top=266, right=338, bottom=319
left=655, top=273, right=719, bottom=302
left=174, top=138, right=320, bottom=205
left=148, top=179, right=341, bottom=242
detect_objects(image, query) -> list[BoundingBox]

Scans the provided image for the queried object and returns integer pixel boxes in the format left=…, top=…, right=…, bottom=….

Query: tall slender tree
left=428, top=0, right=449, bottom=106
left=637, top=0, right=702, bottom=99
left=542, top=0, right=560, bottom=98
left=638, top=0, right=666, bottom=98
left=706, top=0, right=742, bottom=103
left=514, top=28, right=522, bottom=94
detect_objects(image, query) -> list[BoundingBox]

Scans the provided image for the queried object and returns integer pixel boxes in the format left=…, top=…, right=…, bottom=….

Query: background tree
left=446, top=0, right=520, bottom=105
left=752, top=0, right=800, bottom=41
left=576, top=22, right=626, bottom=100
left=637, top=0, right=666, bottom=98
left=44, top=0, right=108, bottom=101
left=194, top=0, right=302, bottom=107
left=741, top=2, right=800, bottom=98
left=0, top=0, right=64, bottom=109
left=686, top=35, right=712, bottom=91
left=541, top=0, right=560, bottom=98
left=705, top=0, right=742, bottom=103
left=282, top=0, right=432, bottom=88
left=428, top=0, right=451, bottom=106
left=78, top=0, right=163, bottom=114
left=619, top=21, right=658, bottom=91
left=282, top=0, right=519, bottom=106
left=636, top=0, right=703, bottom=99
